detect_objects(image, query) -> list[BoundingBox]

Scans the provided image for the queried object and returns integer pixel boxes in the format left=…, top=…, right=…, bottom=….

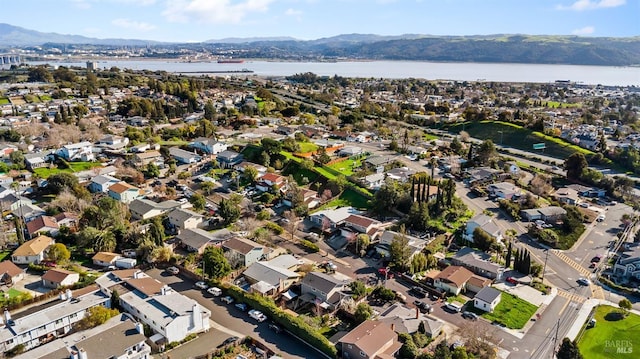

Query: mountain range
left=1, top=23, right=639, bottom=66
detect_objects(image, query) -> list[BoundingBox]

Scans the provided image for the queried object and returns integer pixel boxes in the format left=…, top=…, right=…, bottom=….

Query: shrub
left=299, top=239, right=319, bottom=253
left=265, top=222, right=284, bottom=235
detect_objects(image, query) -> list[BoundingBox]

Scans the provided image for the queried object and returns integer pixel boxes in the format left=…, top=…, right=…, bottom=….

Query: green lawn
left=441, top=121, right=595, bottom=160
left=34, top=161, right=103, bottom=178
left=297, top=142, right=318, bottom=153
left=578, top=305, right=640, bottom=359
left=0, top=97, right=9, bottom=105
left=481, top=292, right=538, bottom=329
left=158, top=140, right=189, bottom=146
left=39, top=95, right=52, bottom=101
left=0, top=251, right=10, bottom=262
left=6, top=288, right=23, bottom=299
left=316, top=189, right=370, bottom=210
left=327, top=158, right=363, bottom=176
left=446, top=294, right=468, bottom=304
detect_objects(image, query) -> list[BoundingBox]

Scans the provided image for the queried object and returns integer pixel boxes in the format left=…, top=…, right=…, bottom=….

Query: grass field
left=158, top=140, right=188, bottom=146
left=297, top=142, right=318, bottom=153
left=0, top=251, right=10, bottom=262
left=39, top=95, right=52, bottom=101
left=34, top=161, right=102, bottom=178
left=578, top=305, right=640, bottom=359
left=327, top=158, right=363, bottom=176
left=316, top=189, right=370, bottom=210
left=0, top=97, right=9, bottom=105
left=480, top=292, right=538, bottom=329
left=442, top=121, right=595, bottom=160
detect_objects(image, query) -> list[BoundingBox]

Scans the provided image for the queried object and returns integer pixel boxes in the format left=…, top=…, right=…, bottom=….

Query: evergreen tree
left=524, top=250, right=531, bottom=275
left=514, top=248, right=521, bottom=272
left=557, top=338, right=584, bottom=359
left=410, top=177, right=415, bottom=202
left=505, top=242, right=512, bottom=269
left=415, top=179, right=421, bottom=203
left=421, top=177, right=427, bottom=203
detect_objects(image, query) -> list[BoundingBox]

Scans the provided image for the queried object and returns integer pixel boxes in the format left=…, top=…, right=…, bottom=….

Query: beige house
left=92, top=252, right=122, bottom=267
left=11, top=235, right=55, bottom=264
left=42, top=268, right=80, bottom=288
left=339, top=320, right=402, bottom=359
left=168, top=208, right=204, bottom=233
left=433, top=265, right=474, bottom=295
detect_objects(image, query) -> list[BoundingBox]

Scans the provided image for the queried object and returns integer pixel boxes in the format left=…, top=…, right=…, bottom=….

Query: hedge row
left=299, top=239, right=320, bottom=253
left=220, top=283, right=337, bottom=358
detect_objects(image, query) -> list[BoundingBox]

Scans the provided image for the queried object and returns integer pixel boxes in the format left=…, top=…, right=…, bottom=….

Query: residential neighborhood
left=0, top=60, right=636, bottom=359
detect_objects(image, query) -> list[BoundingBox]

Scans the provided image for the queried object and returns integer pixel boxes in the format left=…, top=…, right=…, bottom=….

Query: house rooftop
left=301, top=272, right=347, bottom=295
left=339, top=320, right=402, bottom=358
left=41, top=268, right=76, bottom=284
left=108, top=182, right=138, bottom=194
left=223, top=237, right=262, bottom=255
left=474, top=286, right=502, bottom=304
left=12, top=235, right=53, bottom=257
left=435, top=265, right=474, bottom=287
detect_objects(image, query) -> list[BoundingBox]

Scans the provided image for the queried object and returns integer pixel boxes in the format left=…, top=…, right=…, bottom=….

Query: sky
left=1, top=0, right=638, bottom=42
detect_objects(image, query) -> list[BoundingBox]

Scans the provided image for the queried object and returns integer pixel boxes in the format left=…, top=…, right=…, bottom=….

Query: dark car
left=269, top=324, right=283, bottom=334
left=591, top=255, right=602, bottom=263
left=218, top=336, right=239, bottom=348
left=462, top=311, right=479, bottom=321
left=414, top=301, right=433, bottom=313
left=411, top=286, right=427, bottom=298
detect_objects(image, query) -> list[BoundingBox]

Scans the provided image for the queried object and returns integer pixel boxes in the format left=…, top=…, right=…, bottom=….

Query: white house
left=169, top=147, right=202, bottom=164
left=464, top=214, right=503, bottom=243
left=107, top=182, right=142, bottom=204
left=56, top=142, right=95, bottom=162
left=473, top=287, right=502, bottom=312
left=189, top=137, right=228, bottom=154
left=168, top=208, right=204, bottom=232
left=88, top=174, right=120, bottom=193
left=487, top=182, right=521, bottom=200
left=11, top=235, right=54, bottom=264
left=41, top=268, right=80, bottom=288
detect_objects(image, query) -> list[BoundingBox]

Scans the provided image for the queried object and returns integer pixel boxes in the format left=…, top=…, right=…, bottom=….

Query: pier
left=0, top=55, right=21, bottom=65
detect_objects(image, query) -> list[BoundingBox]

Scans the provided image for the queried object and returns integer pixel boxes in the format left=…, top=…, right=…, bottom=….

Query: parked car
left=596, top=214, right=606, bottom=222
left=269, top=324, right=283, bottom=334
left=506, top=277, right=518, bottom=285
left=195, top=281, right=208, bottom=290
left=207, top=287, right=222, bottom=296
left=378, top=267, right=394, bottom=279
left=577, top=278, right=591, bottom=286
left=462, top=311, right=479, bottom=321
left=411, top=286, right=427, bottom=298
left=248, top=309, right=267, bottom=322
left=414, top=301, right=433, bottom=313
left=591, top=255, right=602, bottom=263
left=219, top=336, right=239, bottom=347
left=445, top=302, right=463, bottom=313
left=235, top=303, right=248, bottom=311
left=221, top=296, right=234, bottom=304
left=579, top=202, right=590, bottom=208
left=589, top=262, right=597, bottom=269
left=166, top=266, right=179, bottom=275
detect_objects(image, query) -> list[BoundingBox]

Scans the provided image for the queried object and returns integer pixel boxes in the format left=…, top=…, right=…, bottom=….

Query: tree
left=505, top=241, right=513, bottom=269
left=199, top=181, right=215, bottom=195
left=619, top=298, right=632, bottom=316
left=565, top=152, right=588, bottom=180
left=242, top=165, right=259, bottom=183
left=349, top=281, right=367, bottom=300
left=9, top=150, right=25, bottom=169
left=390, top=230, right=412, bottom=270
left=556, top=338, right=584, bottom=359
left=261, top=138, right=282, bottom=155
left=110, top=289, right=121, bottom=311
left=144, top=163, right=160, bottom=178
left=47, top=243, right=70, bottom=263
left=219, top=198, right=241, bottom=225
left=204, top=100, right=216, bottom=120
left=398, top=334, right=419, bottom=359
left=530, top=174, right=552, bottom=197
left=75, top=306, right=119, bottom=331
left=354, top=303, right=373, bottom=324
left=189, top=193, right=206, bottom=211
left=202, top=246, right=231, bottom=279
left=356, top=233, right=370, bottom=256
left=473, top=227, right=496, bottom=251
left=48, top=173, right=80, bottom=194
left=476, top=139, right=497, bottom=165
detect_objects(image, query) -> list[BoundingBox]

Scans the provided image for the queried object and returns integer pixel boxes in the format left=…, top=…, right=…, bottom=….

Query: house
left=15, top=314, right=151, bottom=359
left=613, top=244, right=640, bottom=279
left=466, top=167, right=500, bottom=184
left=451, top=247, right=503, bottom=280
left=12, top=203, right=46, bottom=222
left=168, top=208, right=204, bottom=232
left=386, top=167, right=416, bottom=182
left=337, top=146, right=364, bottom=157
left=88, top=174, right=120, bottom=193
left=169, top=147, right=202, bottom=164
left=107, top=182, right=142, bottom=204
left=133, top=150, right=164, bottom=166
left=242, top=260, right=301, bottom=296
left=300, top=271, right=349, bottom=309
left=0, top=288, right=110, bottom=353
left=464, top=214, right=503, bottom=243
left=256, top=173, right=288, bottom=192
left=309, top=206, right=359, bottom=231
left=177, top=228, right=232, bottom=254
left=11, top=235, right=54, bottom=264
left=216, top=150, right=244, bottom=168
left=343, top=214, right=380, bottom=237
left=235, top=161, right=268, bottom=177
left=376, top=230, right=427, bottom=260
left=95, top=135, right=129, bottom=151
left=41, top=268, right=80, bottom=288
left=466, top=275, right=493, bottom=294
left=53, top=212, right=79, bottom=230
left=56, top=141, right=95, bottom=162
left=553, top=187, right=580, bottom=206
left=487, top=182, right=521, bottom=200
left=433, top=265, right=474, bottom=295
left=378, top=303, right=444, bottom=337
left=0, top=193, right=31, bottom=213
left=130, top=143, right=151, bottom=153
left=222, top=237, right=264, bottom=268
left=363, top=173, right=385, bottom=190
left=283, top=187, right=321, bottom=209
left=520, top=206, right=567, bottom=222
left=26, top=215, right=60, bottom=237
left=0, top=260, right=24, bottom=285
left=190, top=137, right=228, bottom=154
left=96, top=271, right=211, bottom=344
left=129, top=198, right=182, bottom=220
left=566, top=184, right=606, bottom=198
left=92, top=252, right=122, bottom=267
left=25, top=151, right=54, bottom=170
left=473, top=287, right=502, bottom=312
left=338, top=320, right=402, bottom=359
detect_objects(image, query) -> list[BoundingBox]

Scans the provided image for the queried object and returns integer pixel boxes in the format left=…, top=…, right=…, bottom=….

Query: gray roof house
left=168, top=208, right=204, bottom=232
left=300, top=271, right=349, bottom=309
left=222, top=237, right=265, bottom=268
left=451, top=247, right=503, bottom=280
left=378, top=303, right=444, bottom=337
left=242, top=260, right=301, bottom=296
left=216, top=150, right=244, bottom=168
left=169, top=147, right=202, bottom=164
left=473, top=286, right=502, bottom=312
left=464, top=214, right=503, bottom=243
left=613, top=244, right=640, bottom=279
left=129, top=199, right=182, bottom=220
left=177, top=228, right=232, bottom=254
left=521, top=206, right=567, bottom=222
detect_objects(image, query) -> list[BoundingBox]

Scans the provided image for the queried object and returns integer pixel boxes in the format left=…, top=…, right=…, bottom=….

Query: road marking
left=545, top=328, right=551, bottom=334
left=552, top=250, right=591, bottom=276
left=557, top=289, right=587, bottom=304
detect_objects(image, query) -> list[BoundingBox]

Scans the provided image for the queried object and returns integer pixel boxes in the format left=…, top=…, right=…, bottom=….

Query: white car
left=166, top=266, right=179, bottom=275
left=248, top=309, right=267, bottom=322
left=596, top=214, right=606, bottom=222
left=195, top=281, right=208, bottom=290
left=207, top=287, right=222, bottom=296
left=577, top=278, right=591, bottom=286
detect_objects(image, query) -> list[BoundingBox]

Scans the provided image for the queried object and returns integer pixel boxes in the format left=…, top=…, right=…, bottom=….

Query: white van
left=207, top=287, right=222, bottom=296
left=445, top=302, right=463, bottom=313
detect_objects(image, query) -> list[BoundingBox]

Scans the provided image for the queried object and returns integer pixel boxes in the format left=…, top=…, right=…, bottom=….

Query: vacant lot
left=327, top=158, right=363, bottom=176
left=481, top=292, right=538, bottom=329
left=317, top=189, right=369, bottom=210
left=578, top=305, right=640, bottom=359
left=297, top=142, right=318, bottom=153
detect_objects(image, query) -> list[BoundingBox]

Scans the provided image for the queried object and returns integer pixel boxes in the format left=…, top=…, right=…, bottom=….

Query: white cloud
left=557, top=0, right=625, bottom=11
left=572, top=26, right=595, bottom=35
left=113, top=0, right=156, bottom=5
left=285, top=8, right=302, bottom=16
left=112, top=18, right=156, bottom=31
left=70, top=0, right=91, bottom=9
left=163, top=0, right=274, bottom=24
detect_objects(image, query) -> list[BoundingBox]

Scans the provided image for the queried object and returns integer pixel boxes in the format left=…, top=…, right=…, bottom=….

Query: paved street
left=145, top=268, right=325, bottom=359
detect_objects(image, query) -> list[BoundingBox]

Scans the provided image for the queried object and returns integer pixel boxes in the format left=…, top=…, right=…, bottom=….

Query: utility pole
left=541, top=249, right=549, bottom=284
left=552, top=318, right=560, bottom=357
